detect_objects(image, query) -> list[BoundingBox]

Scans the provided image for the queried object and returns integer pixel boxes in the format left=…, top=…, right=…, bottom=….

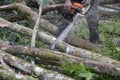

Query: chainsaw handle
left=81, top=4, right=90, bottom=14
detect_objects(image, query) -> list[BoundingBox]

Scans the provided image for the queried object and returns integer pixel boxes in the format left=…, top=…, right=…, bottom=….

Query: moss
left=43, top=51, right=61, bottom=61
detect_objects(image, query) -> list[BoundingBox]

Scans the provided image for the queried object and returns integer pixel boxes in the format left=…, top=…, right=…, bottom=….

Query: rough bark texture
left=99, top=0, right=120, bottom=5
left=0, top=65, right=36, bottom=80
left=0, top=50, right=74, bottom=80
left=43, top=4, right=64, bottom=14
left=0, top=62, right=36, bottom=80
left=98, top=6, right=120, bottom=16
left=0, top=18, right=120, bottom=68
left=0, top=42, right=120, bottom=76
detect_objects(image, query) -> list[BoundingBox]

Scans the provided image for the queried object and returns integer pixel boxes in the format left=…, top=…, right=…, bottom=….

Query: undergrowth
left=61, top=62, right=119, bottom=80
left=0, top=28, right=49, bottom=48
left=61, top=62, right=93, bottom=80
left=99, top=18, right=120, bottom=60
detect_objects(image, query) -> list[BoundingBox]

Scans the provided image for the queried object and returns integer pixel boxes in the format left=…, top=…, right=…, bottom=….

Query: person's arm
left=64, top=0, right=74, bottom=9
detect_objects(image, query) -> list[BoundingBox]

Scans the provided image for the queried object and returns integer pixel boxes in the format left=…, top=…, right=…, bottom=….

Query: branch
left=31, top=0, right=43, bottom=48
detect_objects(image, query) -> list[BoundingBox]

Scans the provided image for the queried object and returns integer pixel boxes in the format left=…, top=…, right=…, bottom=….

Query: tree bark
left=0, top=18, right=120, bottom=68
left=0, top=42, right=120, bottom=76
left=98, top=6, right=120, bottom=16
left=0, top=59, right=36, bottom=80
left=0, top=50, right=74, bottom=80
left=0, top=65, right=36, bottom=80
left=43, top=4, right=63, bottom=14
left=99, top=0, right=120, bottom=5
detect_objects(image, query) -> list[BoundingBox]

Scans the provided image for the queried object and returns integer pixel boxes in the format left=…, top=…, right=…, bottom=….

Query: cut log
left=0, top=42, right=120, bottom=76
left=99, top=0, right=120, bottom=5
left=0, top=50, right=74, bottom=80
left=0, top=64, right=36, bottom=80
left=43, top=4, right=63, bottom=14
left=0, top=57, right=36, bottom=80
left=98, top=6, right=120, bottom=16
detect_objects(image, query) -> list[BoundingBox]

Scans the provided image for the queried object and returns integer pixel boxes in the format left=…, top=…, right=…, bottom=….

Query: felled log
left=0, top=41, right=120, bottom=76
left=0, top=58, right=36, bottom=80
left=103, top=3, right=120, bottom=11
left=0, top=70, right=36, bottom=80
left=98, top=6, right=120, bottom=17
left=43, top=4, right=63, bottom=14
left=0, top=64, right=36, bottom=80
left=99, top=0, right=120, bottom=5
left=0, top=18, right=120, bottom=68
left=0, top=50, right=74, bottom=80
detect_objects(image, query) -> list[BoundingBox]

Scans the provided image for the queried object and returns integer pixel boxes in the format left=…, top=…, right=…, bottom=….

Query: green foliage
left=99, top=18, right=120, bottom=60
left=61, top=62, right=93, bottom=80
left=93, top=73, right=119, bottom=80
left=76, top=20, right=89, bottom=39
left=61, top=62, right=119, bottom=80
left=0, top=28, right=20, bottom=44
left=0, top=28, right=49, bottom=48
left=35, top=40, right=49, bottom=48
left=0, top=0, right=14, bottom=4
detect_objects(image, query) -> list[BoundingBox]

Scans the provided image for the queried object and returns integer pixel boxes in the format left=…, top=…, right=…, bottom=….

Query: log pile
left=0, top=0, right=120, bottom=79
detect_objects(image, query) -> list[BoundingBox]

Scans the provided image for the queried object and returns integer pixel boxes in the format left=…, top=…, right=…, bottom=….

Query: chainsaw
left=51, top=2, right=90, bottom=50
left=61, top=2, right=88, bottom=21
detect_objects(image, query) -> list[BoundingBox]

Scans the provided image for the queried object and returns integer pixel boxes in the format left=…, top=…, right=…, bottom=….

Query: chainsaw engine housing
left=61, top=2, right=83, bottom=21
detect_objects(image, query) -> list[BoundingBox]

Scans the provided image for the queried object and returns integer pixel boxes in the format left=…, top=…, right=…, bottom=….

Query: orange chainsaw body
left=61, top=2, right=84, bottom=20
left=69, top=2, right=83, bottom=14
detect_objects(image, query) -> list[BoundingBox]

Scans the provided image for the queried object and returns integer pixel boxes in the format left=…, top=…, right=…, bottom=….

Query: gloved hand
left=64, top=0, right=76, bottom=9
